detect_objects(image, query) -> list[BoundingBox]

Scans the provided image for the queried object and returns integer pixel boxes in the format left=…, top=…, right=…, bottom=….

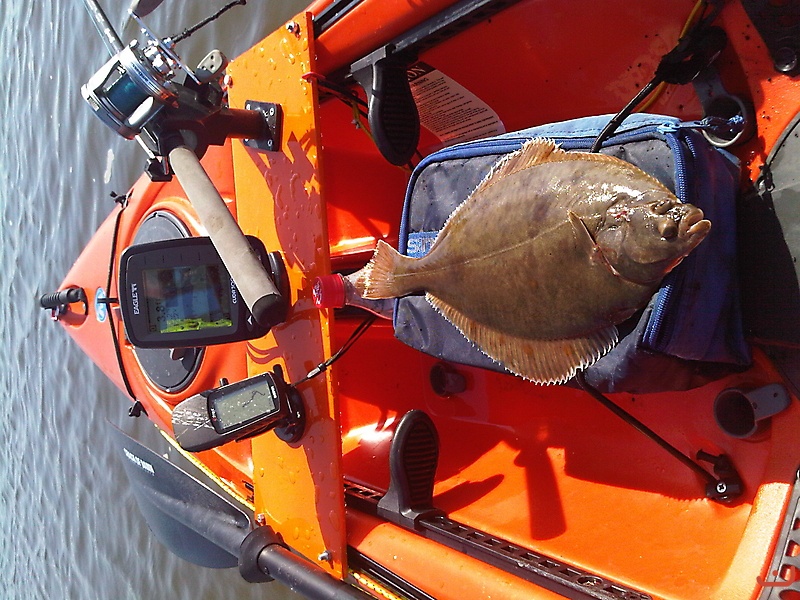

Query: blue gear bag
left=393, top=113, right=751, bottom=393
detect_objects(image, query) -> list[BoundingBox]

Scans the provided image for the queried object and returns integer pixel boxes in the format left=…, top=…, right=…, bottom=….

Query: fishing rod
left=128, top=0, right=166, bottom=18
left=82, top=0, right=124, bottom=56
left=79, top=0, right=288, bottom=332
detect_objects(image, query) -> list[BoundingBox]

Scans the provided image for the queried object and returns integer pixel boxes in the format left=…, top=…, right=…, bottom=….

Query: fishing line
left=169, top=0, right=247, bottom=44
left=292, top=314, right=378, bottom=387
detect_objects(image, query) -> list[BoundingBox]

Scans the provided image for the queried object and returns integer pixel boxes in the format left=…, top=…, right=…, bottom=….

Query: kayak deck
left=228, top=1, right=800, bottom=596
left=335, top=320, right=796, bottom=599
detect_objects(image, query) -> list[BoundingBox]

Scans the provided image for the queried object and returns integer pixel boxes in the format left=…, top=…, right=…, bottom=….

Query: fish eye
left=658, top=219, right=678, bottom=240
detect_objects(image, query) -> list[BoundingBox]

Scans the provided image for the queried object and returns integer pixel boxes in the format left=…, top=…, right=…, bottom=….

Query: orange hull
left=54, top=1, right=800, bottom=598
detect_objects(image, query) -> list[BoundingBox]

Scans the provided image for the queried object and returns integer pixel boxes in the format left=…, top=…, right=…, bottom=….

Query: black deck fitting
left=377, top=409, right=443, bottom=529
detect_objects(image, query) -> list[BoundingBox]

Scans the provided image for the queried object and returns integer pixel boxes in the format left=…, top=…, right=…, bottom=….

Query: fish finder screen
left=141, top=265, right=233, bottom=334
left=210, top=377, right=279, bottom=433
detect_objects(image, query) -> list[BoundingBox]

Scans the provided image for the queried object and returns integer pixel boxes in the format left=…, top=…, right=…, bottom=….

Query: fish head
left=594, top=191, right=711, bottom=285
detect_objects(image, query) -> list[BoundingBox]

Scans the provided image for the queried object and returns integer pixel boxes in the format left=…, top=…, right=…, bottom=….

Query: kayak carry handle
left=39, top=287, right=87, bottom=310
left=168, top=145, right=288, bottom=330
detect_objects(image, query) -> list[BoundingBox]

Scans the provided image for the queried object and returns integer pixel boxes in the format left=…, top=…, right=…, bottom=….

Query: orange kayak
left=46, top=1, right=800, bottom=598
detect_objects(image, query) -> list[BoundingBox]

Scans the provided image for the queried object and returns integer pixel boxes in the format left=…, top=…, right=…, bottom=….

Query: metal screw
left=774, top=47, right=798, bottom=74
left=286, top=21, right=300, bottom=34
left=256, top=513, right=267, bottom=526
left=716, top=482, right=727, bottom=495
left=318, top=550, right=332, bottom=562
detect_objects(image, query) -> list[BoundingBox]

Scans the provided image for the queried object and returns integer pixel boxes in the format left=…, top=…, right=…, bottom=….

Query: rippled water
left=0, top=1, right=308, bottom=598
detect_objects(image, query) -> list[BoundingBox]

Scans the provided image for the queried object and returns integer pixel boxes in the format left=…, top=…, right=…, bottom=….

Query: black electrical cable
left=589, top=0, right=725, bottom=153
left=575, top=372, right=716, bottom=485
left=315, top=76, right=369, bottom=112
left=103, top=193, right=139, bottom=401
left=292, top=314, right=377, bottom=387
left=589, top=80, right=660, bottom=153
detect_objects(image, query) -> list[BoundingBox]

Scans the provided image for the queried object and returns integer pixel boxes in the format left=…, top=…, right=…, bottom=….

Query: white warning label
left=407, top=62, right=505, bottom=146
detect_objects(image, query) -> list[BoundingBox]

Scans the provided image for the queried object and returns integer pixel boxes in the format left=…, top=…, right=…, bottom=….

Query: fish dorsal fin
left=436, top=138, right=566, bottom=242
left=427, top=293, right=618, bottom=385
left=472, top=138, right=563, bottom=197
left=472, top=137, right=673, bottom=198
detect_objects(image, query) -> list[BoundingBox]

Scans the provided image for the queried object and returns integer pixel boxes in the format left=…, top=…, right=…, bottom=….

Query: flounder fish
left=355, top=138, right=711, bottom=384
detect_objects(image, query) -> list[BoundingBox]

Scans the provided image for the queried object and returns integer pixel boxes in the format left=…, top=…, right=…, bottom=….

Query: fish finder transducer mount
left=119, top=235, right=289, bottom=349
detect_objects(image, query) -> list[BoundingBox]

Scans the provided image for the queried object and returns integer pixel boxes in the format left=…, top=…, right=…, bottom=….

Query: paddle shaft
left=169, top=145, right=284, bottom=330
left=257, top=545, right=374, bottom=600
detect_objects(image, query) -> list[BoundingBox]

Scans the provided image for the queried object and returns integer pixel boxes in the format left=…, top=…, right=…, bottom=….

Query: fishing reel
left=81, top=10, right=213, bottom=139
left=81, top=1, right=279, bottom=180
left=82, top=42, right=178, bottom=140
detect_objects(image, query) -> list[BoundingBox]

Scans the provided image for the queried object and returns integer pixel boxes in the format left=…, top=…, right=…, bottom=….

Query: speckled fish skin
left=355, top=138, right=711, bottom=383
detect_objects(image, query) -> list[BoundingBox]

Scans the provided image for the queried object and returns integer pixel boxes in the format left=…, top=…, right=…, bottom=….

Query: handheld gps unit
left=119, top=236, right=287, bottom=348
left=172, top=365, right=305, bottom=452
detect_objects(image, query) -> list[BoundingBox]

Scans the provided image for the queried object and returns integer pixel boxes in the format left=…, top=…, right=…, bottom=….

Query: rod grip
left=169, top=145, right=286, bottom=329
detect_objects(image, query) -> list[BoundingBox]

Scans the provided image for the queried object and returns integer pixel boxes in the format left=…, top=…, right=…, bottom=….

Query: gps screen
left=210, top=376, right=279, bottom=433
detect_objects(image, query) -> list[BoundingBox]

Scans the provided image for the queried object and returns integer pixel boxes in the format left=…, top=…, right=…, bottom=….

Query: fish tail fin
left=355, top=240, right=410, bottom=299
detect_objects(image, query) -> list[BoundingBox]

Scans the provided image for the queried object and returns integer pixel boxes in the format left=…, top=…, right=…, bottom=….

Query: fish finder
left=119, top=236, right=286, bottom=348
left=172, top=365, right=305, bottom=452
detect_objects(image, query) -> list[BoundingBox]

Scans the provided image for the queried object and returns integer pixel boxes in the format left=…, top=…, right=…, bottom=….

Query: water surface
left=0, top=1, right=309, bottom=597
